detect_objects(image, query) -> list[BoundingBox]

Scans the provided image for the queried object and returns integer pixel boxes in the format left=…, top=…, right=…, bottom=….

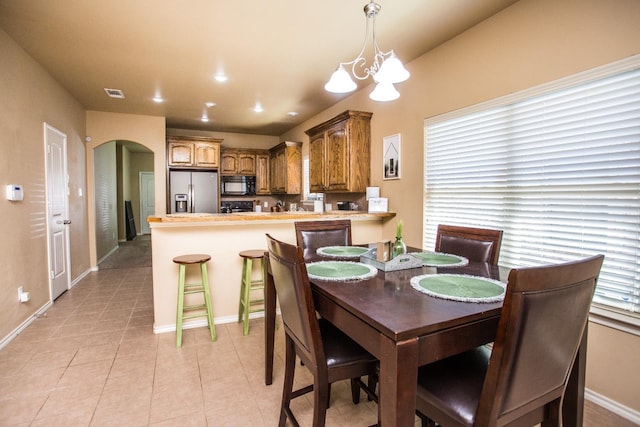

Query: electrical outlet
left=17, top=286, right=30, bottom=303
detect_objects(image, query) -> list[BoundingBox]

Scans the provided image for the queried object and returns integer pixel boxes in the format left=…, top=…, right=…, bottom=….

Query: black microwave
left=221, top=175, right=256, bottom=196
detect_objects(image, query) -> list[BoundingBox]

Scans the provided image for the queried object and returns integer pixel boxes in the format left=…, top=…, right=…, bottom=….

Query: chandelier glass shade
left=324, top=1, right=410, bottom=101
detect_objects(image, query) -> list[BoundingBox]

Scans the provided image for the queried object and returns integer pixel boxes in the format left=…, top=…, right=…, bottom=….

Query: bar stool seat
left=173, top=254, right=216, bottom=348
left=238, top=249, right=266, bottom=335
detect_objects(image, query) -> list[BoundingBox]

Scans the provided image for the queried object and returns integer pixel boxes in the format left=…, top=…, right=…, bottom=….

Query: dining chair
left=435, top=224, right=503, bottom=265
left=415, top=254, right=604, bottom=427
left=265, top=233, right=378, bottom=427
left=294, top=219, right=352, bottom=262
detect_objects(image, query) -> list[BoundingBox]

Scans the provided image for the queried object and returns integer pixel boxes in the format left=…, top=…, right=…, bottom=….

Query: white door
left=139, top=171, right=154, bottom=234
left=44, top=123, right=71, bottom=300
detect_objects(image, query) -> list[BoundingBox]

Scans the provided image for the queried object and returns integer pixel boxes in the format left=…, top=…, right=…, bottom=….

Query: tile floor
left=0, top=263, right=380, bottom=427
left=0, top=243, right=635, bottom=426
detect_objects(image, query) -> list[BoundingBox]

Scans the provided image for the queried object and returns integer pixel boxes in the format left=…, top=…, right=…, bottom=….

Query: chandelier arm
left=324, top=1, right=408, bottom=98
left=337, top=0, right=384, bottom=81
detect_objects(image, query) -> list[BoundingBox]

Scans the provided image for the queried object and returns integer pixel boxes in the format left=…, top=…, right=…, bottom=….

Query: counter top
left=148, top=210, right=395, bottom=224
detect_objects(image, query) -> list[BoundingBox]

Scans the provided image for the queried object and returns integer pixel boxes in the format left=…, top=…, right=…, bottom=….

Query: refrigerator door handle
left=188, top=183, right=194, bottom=212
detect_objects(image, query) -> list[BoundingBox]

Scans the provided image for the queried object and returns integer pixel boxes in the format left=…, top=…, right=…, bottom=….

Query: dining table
left=263, top=247, right=587, bottom=427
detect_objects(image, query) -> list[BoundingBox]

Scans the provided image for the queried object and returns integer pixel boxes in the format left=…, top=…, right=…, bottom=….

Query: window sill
left=589, top=305, right=640, bottom=336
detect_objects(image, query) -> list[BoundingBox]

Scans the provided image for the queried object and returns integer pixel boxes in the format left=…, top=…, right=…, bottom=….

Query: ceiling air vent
left=104, top=88, right=125, bottom=99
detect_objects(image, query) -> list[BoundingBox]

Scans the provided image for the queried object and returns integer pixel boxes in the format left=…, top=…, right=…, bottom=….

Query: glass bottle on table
left=392, top=220, right=407, bottom=258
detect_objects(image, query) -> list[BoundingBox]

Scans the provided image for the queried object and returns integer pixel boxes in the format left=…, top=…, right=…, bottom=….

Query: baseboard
left=586, top=388, right=640, bottom=425
left=0, top=301, right=53, bottom=351
left=71, top=268, right=92, bottom=288
left=97, top=245, right=119, bottom=265
left=153, top=311, right=271, bottom=334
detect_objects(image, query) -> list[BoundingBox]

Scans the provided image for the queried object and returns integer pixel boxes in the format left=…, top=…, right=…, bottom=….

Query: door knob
left=57, top=219, right=72, bottom=225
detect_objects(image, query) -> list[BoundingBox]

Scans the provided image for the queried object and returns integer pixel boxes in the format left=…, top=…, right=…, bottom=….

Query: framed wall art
left=383, top=133, right=401, bottom=180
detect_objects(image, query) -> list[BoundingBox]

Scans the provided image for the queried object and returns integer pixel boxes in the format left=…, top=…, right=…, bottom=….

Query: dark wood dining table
left=263, top=251, right=587, bottom=426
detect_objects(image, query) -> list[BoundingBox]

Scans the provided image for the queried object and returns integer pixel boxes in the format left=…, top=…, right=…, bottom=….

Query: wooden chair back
left=266, top=233, right=323, bottom=366
left=435, top=224, right=503, bottom=265
left=478, top=254, right=603, bottom=424
left=294, top=219, right=352, bottom=262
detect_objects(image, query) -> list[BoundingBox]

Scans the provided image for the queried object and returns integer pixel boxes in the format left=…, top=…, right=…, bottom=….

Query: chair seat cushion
left=417, top=346, right=491, bottom=426
left=319, top=319, right=377, bottom=368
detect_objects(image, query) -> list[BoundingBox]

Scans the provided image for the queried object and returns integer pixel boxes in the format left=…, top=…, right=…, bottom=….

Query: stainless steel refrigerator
left=169, top=170, right=219, bottom=213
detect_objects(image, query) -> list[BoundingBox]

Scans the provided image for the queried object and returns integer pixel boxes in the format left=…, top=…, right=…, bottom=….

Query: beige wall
left=0, top=28, right=89, bottom=341
left=280, top=0, right=640, bottom=413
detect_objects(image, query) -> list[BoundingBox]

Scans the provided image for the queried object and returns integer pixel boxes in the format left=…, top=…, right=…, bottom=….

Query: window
left=424, top=56, right=640, bottom=329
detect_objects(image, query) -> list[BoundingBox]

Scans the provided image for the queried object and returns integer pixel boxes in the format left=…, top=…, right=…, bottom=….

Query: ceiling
left=0, top=0, right=518, bottom=136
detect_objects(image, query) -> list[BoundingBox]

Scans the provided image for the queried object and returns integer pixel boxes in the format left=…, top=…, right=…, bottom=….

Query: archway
left=85, top=111, right=166, bottom=270
left=92, top=140, right=154, bottom=264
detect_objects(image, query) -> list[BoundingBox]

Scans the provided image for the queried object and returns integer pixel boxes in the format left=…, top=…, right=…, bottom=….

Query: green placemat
left=307, top=261, right=378, bottom=281
left=316, top=246, right=371, bottom=258
left=410, top=274, right=505, bottom=303
left=411, top=252, right=469, bottom=267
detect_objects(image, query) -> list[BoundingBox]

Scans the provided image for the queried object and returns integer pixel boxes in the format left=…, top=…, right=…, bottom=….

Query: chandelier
left=324, top=1, right=410, bottom=102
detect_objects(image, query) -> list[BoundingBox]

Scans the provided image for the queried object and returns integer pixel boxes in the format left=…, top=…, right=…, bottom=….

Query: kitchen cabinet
left=220, top=149, right=257, bottom=175
left=269, top=141, right=302, bottom=194
left=167, top=136, right=222, bottom=168
left=256, top=153, right=270, bottom=195
left=305, top=110, right=372, bottom=193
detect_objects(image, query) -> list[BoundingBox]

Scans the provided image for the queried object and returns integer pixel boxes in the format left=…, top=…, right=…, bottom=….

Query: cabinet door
left=194, top=142, right=219, bottom=168
left=325, top=126, right=350, bottom=191
left=238, top=153, right=256, bottom=175
left=284, top=144, right=302, bottom=194
left=270, top=149, right=285, bottom=193
left=309, top=135, right=326, bottom=192
left=168, top=142, right=194, bottom=166
left=256, top=154, right=270, bottom=195
left=220, top=152, right=238, bottom=175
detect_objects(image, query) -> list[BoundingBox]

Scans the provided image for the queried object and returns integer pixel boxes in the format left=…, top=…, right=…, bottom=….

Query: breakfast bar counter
left=148, top=211, right=395, bottom=335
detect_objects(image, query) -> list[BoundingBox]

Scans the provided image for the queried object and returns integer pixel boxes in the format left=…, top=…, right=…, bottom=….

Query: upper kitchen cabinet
left=269, top=141, right=302, bottom=194
left=305, top=110, right=372, bottom=193
left=167, top=136, right=222, bottom=168
left=255, top=153, right=270, bottom=195
left=220, top=149, right=258, bottom=175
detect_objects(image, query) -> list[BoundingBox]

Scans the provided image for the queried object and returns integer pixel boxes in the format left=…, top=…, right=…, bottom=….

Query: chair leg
left=350, top=378, right=361, bottom=404
left=367, top=373, right=378, bottom=401
left=242, top=258, right=253, bottom=335
left=200, top=261, right=216, bottom=341
left=238, top=260, right=246, bottom=322
left=280, top=336, right=296, bottom=427
left=313, top=377, right=330, bottom=427
left=175, top=264, right=186, bottom=348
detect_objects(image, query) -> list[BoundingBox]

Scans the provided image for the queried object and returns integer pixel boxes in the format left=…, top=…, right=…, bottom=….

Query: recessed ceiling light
left=214, top=73, right=228, bottom=83
left=253, top=103, right=264, bottom=113
left=152, top=96, right=164, bottom=103
left=201, top=115, right=209, bottom=122
left=287, top=111, right=299, bottom=117
left=104, top=88, right=125, bottom=99
left=205, top=102, right=216, bottom=108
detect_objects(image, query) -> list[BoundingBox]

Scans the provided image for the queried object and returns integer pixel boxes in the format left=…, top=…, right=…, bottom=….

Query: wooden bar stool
left=238, top=249, right=266, bottom=335
left=173, top=254, right=216, bottom=348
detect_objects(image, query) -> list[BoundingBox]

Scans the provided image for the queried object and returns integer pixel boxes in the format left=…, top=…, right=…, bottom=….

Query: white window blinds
left=424, top=61, right=640, bottom=322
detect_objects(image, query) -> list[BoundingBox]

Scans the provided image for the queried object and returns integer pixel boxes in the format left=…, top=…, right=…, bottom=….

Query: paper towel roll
left=366, top=187, right=380, bottom=200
